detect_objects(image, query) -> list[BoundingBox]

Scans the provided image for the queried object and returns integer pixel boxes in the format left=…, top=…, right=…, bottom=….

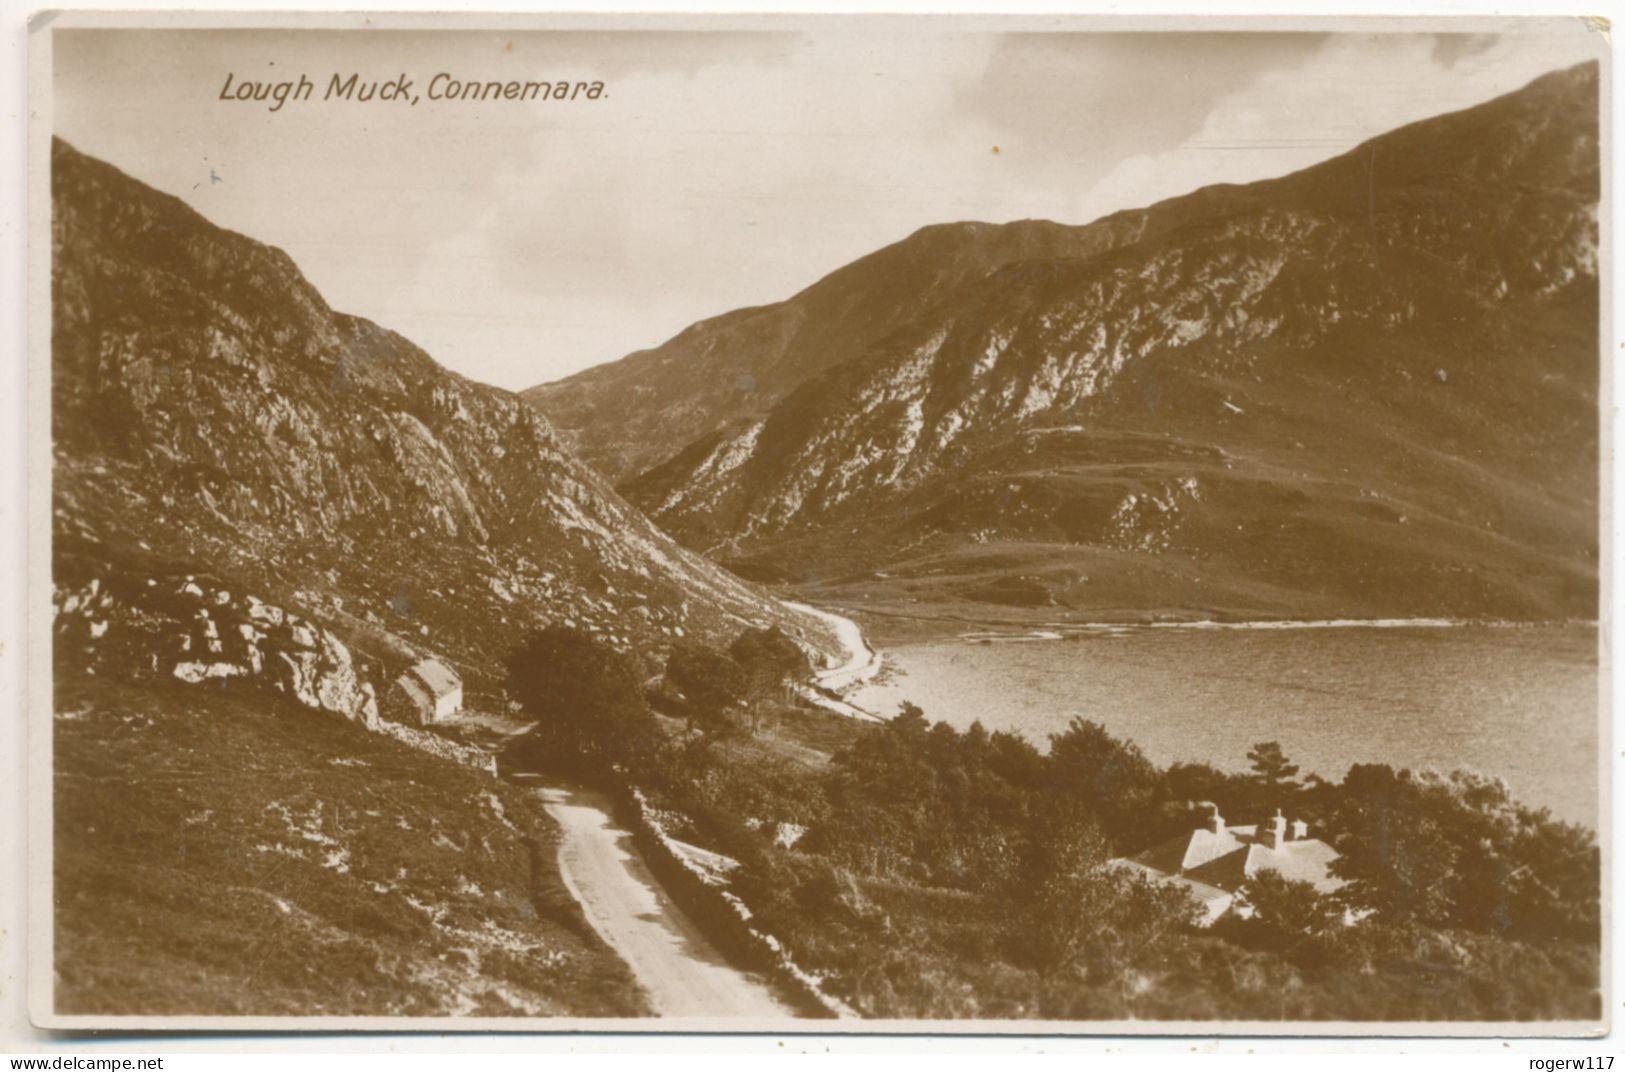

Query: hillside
left=54, top=674, right=644, bottom=1017
left=524, top=219, right=1155, bottom=481
left=52, top=137, right=841, bottom=696
left=601, top=63, right=1599, bottom=622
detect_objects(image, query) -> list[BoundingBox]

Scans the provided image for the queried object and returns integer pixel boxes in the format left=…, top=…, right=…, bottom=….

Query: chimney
left=1263, top=810, right=1287, bottom=849
left=1199, top=801, right=1225, bottom=835
left=1291, top=818, right=1309, bottom=841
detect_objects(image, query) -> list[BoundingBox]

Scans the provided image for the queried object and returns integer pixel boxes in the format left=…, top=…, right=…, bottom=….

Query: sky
left=52, top=23, right=1604, bottom=390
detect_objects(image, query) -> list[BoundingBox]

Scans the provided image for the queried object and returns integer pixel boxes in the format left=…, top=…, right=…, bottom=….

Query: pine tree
left=1247, top=740, right=1301, bottom=791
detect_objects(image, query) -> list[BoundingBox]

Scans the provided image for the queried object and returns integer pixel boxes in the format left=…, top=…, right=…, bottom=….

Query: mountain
left=561, top=63, right=1600, bottom=622
left=51, top=137, right=840, bottom=698
left=523, top=219, right=1154, bottom=482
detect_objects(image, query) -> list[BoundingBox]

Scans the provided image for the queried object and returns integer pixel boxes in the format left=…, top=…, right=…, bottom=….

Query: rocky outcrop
left=54, top=573, right=499, bottom=775
left=55, top=575, right=381, bottom=728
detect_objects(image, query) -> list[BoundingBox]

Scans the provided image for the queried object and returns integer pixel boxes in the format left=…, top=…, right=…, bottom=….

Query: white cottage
left=390, top=658, right=463, bottom=726
left=1113, top=804, right=1345, bottom=926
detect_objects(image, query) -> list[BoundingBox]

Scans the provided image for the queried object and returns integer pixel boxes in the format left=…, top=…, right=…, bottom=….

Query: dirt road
left=533, top=784, right=797, bottom=1019
left=783, top=600, right=883, bottom=690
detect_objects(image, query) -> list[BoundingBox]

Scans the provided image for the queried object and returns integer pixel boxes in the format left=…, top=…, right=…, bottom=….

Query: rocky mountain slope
left=589, top=63, right=1598, bottom=622
left=524, top=220, right=1155, bottom=482
left=52, top=138, right=840, bottom=699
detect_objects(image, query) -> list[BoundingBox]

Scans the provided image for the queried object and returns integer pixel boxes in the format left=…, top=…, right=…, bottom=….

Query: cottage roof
left=408, top=658, right=461, bottom=699
left=1132, top=827, right=1245, bottom=876
left=396, top=674, right=434, bottom=711
left=1124, top=818, right=1345, bottom=898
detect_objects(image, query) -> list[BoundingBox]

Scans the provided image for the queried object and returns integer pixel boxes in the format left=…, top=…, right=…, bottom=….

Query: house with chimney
left=1114, top=804, right=1345, bottom=926
left=386, top=657, right=463, bottom=726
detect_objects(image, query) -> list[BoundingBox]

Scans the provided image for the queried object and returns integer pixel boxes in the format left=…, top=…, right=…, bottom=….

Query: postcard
left=26, top=11, right=1612, bottom=1035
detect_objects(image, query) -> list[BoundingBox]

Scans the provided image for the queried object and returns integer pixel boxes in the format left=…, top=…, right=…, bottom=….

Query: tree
left=1326, top=764, right=1600, bottom=941
left=1247, top=740, right=1301, bottom=793
left=1326, top=763, right=1458, bottom=926
left=1046, top=718, right=1159, bottom=847
left=890, top=700, right=929, bottom=737
left=728, top=626, right=810, bottom=730
left=1012, top=798, right=1196, bottom=978
left=664, top=640, right=747, bottom=737
left=1241, top=870, right=1340, bottom=942
left=503, top=625, right=660, bottom=778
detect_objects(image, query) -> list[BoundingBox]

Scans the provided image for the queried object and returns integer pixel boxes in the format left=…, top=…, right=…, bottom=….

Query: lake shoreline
left=782, top=592, right=1601, bottom=648
left=847, top=621, right=1600, bottom=826
left=957, top=617, right=1601, bottom=644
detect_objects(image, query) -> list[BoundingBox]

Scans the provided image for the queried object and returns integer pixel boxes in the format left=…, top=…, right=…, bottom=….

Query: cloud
left=396, top=32, right=1342, bottom=386
left=1431, top=33, right=1501, bottom=69
left=960, top=33, right=1327, bottom=193
left=1075, top=31, right=1600, bottom=225
left=393, top=31, right=1012, bottom=386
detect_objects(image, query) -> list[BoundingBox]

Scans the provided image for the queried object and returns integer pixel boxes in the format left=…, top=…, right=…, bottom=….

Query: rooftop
left=1115, top=807, right=1345, bottom=924
left=408, top=658, right=461, bottom=699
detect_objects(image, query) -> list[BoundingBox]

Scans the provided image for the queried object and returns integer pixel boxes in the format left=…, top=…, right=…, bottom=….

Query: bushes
left=503, top=626, right=662, bottom=780
left=651, top=696, right=1600, bottom=1020
left=660, top=627, right=809, bottom=736
left=1240, top=871, right=1342, bottom=942
left=1326, top=765, right=1600, bottom=942
left=664, top=641, right=748, bottom=736
left=1045, top=717, right=1162, bottom=848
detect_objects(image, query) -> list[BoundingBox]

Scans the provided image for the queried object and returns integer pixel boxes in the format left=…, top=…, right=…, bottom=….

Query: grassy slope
left=53, top=676, right=646, bottom=1018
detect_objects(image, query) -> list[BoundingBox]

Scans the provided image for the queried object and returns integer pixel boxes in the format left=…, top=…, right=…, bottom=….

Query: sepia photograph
left=22, top=11, right=1612, bottom=1036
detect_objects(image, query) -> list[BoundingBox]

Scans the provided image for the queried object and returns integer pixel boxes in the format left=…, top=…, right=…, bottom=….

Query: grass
left=53, top=674, right=647, bottom=1018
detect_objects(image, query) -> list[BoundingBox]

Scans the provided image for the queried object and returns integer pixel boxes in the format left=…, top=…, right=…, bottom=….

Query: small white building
left=1114, top=804, right=1345, bottom=926
left=391, top=658, right=463, bottom=726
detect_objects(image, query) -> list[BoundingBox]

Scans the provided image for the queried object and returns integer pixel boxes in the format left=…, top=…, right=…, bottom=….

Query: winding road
left=532, top=784, right=797, bottom=1019
left=783, top=600, right=883, bottom=691
left=513, top=603, right=880, bottom=1015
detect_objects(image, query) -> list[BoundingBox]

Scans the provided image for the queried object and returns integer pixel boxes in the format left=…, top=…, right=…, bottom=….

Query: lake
left=847, top=623, right=1602, bottom=826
